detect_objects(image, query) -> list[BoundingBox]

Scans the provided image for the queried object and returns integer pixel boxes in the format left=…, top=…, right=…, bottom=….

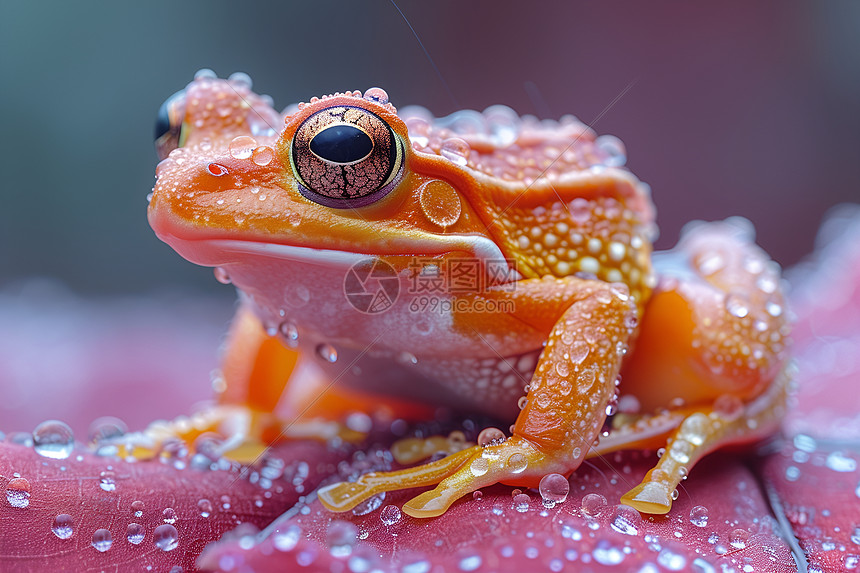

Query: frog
left=145, top=70, right=791, bottom=518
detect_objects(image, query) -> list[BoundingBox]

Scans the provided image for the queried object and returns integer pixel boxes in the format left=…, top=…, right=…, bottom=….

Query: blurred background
left=1, top=1, right=859, bottom=433
left=2, top=1, right=860, bottom=295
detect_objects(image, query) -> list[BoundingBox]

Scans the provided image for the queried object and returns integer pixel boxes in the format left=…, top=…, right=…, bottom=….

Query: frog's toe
left=620, top=480, right=673, bottom=515
left=318, top=446, right=480, bottom=513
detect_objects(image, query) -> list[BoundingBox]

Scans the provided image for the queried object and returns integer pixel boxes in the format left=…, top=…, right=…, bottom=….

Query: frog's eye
left=154, top=90, right=187, bottom=161
left=290, top=105, right=404, bottom=208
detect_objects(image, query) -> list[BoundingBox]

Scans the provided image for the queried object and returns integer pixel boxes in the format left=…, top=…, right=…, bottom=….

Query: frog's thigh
left=610, top=220, right=791, bottom=513
left=620, top=220, right=790, bottom=413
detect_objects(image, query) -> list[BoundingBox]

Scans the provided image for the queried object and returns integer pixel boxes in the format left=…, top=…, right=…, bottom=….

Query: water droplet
left=363, top=87, right=389, bottom=105
left=316, top=343, right=338, bottom=363
left=458, top=554, right=482, bottom=571
left=194, top=68, right=217, bottom=80
left=766, top=301, right=783, bottom=317
left=326, top=520, right=357, bottom=557
left=469, top=456, right=489, bottom=476
left=697, top=253, right=725, bottom=275
left=657, top=547, right=687, bottom=570
left=88, top=416, right=127, bottom=444
left=725, top=294, right=750, bottom=318
left=477, top=427, right=506, bottom=447
left=229, top=135, right=258, bottom=160
left=206, top=162, right=228, bottom=176
left=595, top=135, right=627, bottom=167
left=192, top=498, right=211, bottom=518
left=483, top=105, right=519, bottom=147
left=610, top=504, right=642, bottom=535
left=278, top=321, right=299, bottom=347
left=689, top=505, right=709, bottom=527
left=793, top=434, right=817, bottom=452
left=154, top=524, right=179, bottom=551
left=729, top=528, right=749, bottom=549
left=52, top=514, right=74, bottom=539
left=569, top=341, right=590, bottom=364
left=32, top=420, right=74, bottom=459
left=380, top=504, right=402, bottom=525
left=440, top=138, right=470, bottom=166
left=592, top=539, right=625, bottom=564
left=273, top=524, right=302, bottom=552
left=713, top=394, right=744, bottom=421
left=126, top=522, right=144, bottom=545
left=99, top=470, right=116, bottom=492
left=539, top=473, right=570, bottom=504
left=352, top=492, right=385, bottom=516
left=581, top=493, right=607, bottom=516
left=252, top=146, right=275, bottom=166
left=670, top=440, right=692, bottom=464
left=131, top=500, right=145, bottom=517
left=826, top=451, right=857, bottom=472
left=6, top=477, right=31, bottom=508
left=92, top=528, right=112, bottom=552
left=513, top=493, right=530, bottom=512
left=506, top=452, right=528, bottom=473
left=213, top=267, right=231, bottom=284
left=227, top=71, right=253, bottom=89
left=162, top=507, right=177, bottom=523
left=472, top=490, right=483, bottom=501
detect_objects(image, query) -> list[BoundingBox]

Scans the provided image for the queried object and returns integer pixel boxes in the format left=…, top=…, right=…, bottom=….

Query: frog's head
left=150, top=72, right=656, bottom=324
left=149, top=73, right=514, bottom=301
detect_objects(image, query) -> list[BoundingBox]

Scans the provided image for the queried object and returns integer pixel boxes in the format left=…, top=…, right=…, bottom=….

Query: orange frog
left=146, top=71, right=791, bottom=518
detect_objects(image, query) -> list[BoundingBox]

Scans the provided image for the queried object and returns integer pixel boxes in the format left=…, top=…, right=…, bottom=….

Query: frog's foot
left=109, top=405, right=367, bottom=464
left=618, top=364, right=791, bottom=514
left=390, top=430, right=475, bottom=464
left=319, top=435, right=564, bottom=518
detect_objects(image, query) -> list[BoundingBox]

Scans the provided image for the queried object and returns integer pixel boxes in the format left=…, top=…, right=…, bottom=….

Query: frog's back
left=402, top=106, right=657, bottom=305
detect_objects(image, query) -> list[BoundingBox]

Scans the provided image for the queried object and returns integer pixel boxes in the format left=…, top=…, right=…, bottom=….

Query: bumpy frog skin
left=147, top=71, right=791, bottom=518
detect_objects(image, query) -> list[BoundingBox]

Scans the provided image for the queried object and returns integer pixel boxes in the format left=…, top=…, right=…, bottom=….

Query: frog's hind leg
left=582, top=368, right=791, bottom=513
left=609, top=218, right=792, bottom=513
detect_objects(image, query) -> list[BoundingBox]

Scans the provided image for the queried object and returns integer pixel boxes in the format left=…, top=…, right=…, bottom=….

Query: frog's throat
left=163, top=233, right=520, bottom=275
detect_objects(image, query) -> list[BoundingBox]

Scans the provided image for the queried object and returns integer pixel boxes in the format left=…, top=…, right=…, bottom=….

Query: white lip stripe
left=194, top=234, right=519, bottom=277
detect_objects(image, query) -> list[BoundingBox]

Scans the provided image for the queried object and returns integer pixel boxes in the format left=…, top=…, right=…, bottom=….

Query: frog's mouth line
left=163, top=234, right=521, bottom=278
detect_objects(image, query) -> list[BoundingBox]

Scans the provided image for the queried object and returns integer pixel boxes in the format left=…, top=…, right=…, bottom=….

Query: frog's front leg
left=113, top=305, right=390, bottom=461
left=319, top=277, right=636, bottom=518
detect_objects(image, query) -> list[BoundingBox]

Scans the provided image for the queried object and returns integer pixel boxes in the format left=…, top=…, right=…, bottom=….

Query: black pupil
left=309, top=124, right=374, bottom=164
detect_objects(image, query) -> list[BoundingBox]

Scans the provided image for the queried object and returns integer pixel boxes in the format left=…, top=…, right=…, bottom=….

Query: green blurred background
left=2, top=1, right=859, bottom=296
